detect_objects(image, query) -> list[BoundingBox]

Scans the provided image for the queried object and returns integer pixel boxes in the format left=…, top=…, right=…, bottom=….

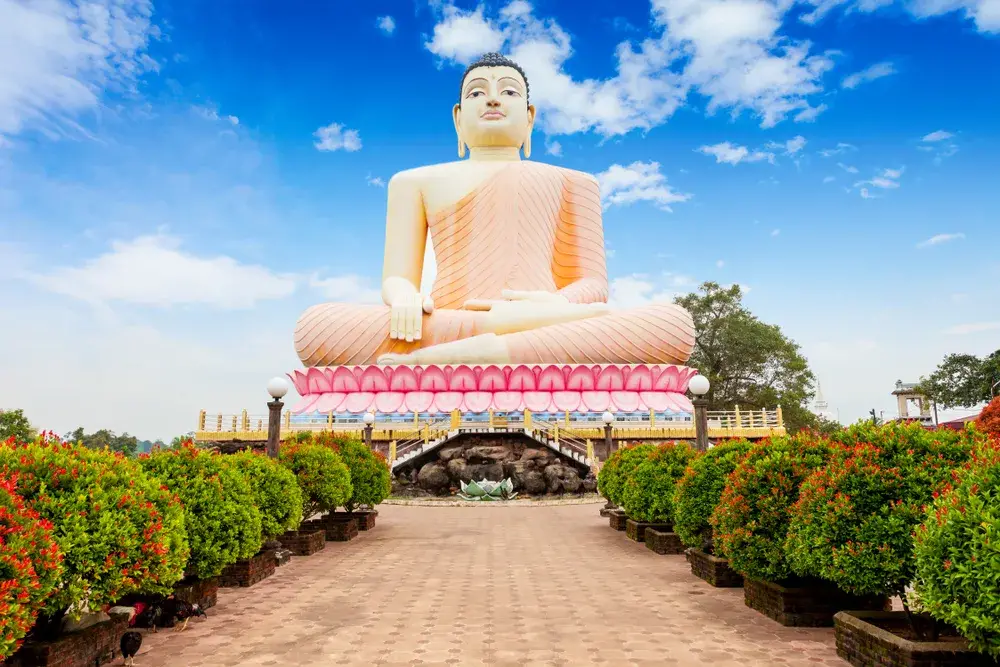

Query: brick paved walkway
left=136, top=502, right=845, bottom=667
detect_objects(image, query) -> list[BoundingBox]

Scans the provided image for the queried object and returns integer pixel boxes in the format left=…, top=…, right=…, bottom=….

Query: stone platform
left=288, top=363, right=696, bottom=415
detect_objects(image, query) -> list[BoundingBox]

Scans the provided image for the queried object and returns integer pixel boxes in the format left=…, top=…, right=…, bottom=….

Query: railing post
left=451, top=409, right=460, bottom=430
left=198, top=410, right=207, bottom=431
left=231, top=415, right=237, bottom=431
left=776, top=405, right=784, bottom=429
left=489, top=409, right=495, bottom=428
left=327, top=411, right=334, bottom=429
left=284, top=410, right=291, bottom=429
left=564, top=410, right=570, bottom=426
left=414, top=412, right=419, bottom=426
left=423, top=424, right=429, bottom=445
left=389, top=440, right=397, bottom=463
left=649, top=409, right=655, bottom=426
left=523, top=409, right=532, bottom=429
left=554, top=424, right=559, bottom=446
left=586, top=439, right=594, bottom=462
left=734, top=405, right=741, bottom=429
left=241, top=409, right=249, bottom=431
left=216, top=413, right=222, bottom=431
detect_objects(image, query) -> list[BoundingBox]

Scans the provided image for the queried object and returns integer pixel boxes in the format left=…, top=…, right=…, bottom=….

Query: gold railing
left=194, top=406, right=785, bottom=443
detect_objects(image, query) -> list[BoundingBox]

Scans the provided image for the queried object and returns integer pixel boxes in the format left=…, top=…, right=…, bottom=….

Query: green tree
left=66, top=427, right=139, bottom=456
left=0, top=409, right=35, bottom=442
left=674, top=282, right=816, bottom=432
left=917, top=350, right=1000, bottom=409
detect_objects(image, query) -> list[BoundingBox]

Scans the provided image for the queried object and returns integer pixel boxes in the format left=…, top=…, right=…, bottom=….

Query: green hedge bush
left=227, top=450, right=303, bottom=539
left=0, top=474, right=63, bottom=659
left=140, top=442, right=261, bottom=579
left=673, top=439, right=754, bottom=553
left=597, top=443, right=655, bottom=507
left=279, top=441, right=352, bottom=518
left=711, top=432, right=829, bottom=582
left=786, top=421, right=977, bottom=601
left=913, top=438, right=1000, bottom=658
left=621, top=442, right=697, bottom=524
left=310, top=433, right=391, bottom=511
left=0, top=435, right=188, bottom=616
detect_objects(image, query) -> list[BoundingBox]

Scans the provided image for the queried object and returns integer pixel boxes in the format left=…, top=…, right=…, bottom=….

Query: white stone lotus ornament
left=458, top=478, right=517, bottom=501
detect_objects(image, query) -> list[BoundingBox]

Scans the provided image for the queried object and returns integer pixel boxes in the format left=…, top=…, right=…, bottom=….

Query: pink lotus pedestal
left=287, top=363, right=696, bottom=415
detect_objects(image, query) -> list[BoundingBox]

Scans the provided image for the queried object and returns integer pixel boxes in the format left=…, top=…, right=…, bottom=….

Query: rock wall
left=393, top=433, right=597, bottom=497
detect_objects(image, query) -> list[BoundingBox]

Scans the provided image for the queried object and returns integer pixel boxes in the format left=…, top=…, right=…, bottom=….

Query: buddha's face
left=454, top=65, right=535, bottom=151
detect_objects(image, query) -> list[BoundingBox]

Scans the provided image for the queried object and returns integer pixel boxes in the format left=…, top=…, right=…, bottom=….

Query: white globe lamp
left=267, top=377, right=289, bottom=400
left=601, top=411, right=615, bottom=425
left=688, top=374, right=710, bottom=397
left=363, top=411, right=376, bottom=425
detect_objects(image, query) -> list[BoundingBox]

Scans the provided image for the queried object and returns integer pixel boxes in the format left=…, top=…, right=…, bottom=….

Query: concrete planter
left=687, top=548, right=743, bottom=587
left=278, top=529, right=326, bottom=556
left=744, top=577, right=890, bottom=627
left=645, top=529, right=686, bottom=555
left=173, top=576, right=220, bottom=610
left=219, top=550, right=277, bottom=588
left=3, top=611, right=130, bottom=667
left=625, top=519, right=672, bottom=543
left=608, top=509, right=628, bottom=531
left=835, top=611, right=999, bottom=667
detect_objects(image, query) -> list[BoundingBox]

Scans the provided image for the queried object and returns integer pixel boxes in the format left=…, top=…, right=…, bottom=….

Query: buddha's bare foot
left=377, top=334, right=510, bottom=366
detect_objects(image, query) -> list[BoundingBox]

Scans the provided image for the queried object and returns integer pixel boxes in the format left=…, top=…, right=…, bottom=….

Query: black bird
left=164, top=599, right=206, bottom=631
left=120, top=631, right=142, bottom=666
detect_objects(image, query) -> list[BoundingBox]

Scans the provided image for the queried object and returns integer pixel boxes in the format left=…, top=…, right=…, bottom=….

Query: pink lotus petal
left=493, top=391, right=523, bottom=412
left=374, top=392, right=405, bottom=413
left=463, top=391, right=492, bottom=413
left=419, top=365, right=449, bottom=391
left=330, top=366, right=360, bottom=393
left=523, top=391, right=554, bottom=412
left=625, top=365, right=653, bottom=391
left=581, top=391, right=611, bottom=412
left=291, top=395, right=320, bottom=414
left=433, top=392, right=464, bottom=413
left=507, top=366, right=537, bottom=391
left=537, top=365, right=566, bottom=391
left=315, top=392, right=346, bottom=413
left=389, top=365, right=418, bottom=391
left=404, top=391, right=435, bottom=413
left=306, top=367, right=332, bottom=394
left=478, top=365, right=507, bottom=391
left=669, top=393, right=694, bottom=413
left=450, top=365, right=478, bottom=391
left=359, top=366, right=389, bottom=392
left=288, top=370, right=309, bottom=395
left=611, top=391, right=640, bottom=412
left=343, top=392, right=375, bottom=413
left=552, top=391, right=581, bottom=412
left=595, top=366, right=624, bottom=391
left=640, top=391, right=672, bottom=412
left=566, top=365, right=596, bottom=391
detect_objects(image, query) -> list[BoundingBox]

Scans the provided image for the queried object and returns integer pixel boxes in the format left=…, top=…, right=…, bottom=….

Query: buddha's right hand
left=389, top=293, right=430, bottom=342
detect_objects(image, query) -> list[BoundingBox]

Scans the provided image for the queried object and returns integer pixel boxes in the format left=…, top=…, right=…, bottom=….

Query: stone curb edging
left=383, top=495, right=605, bottom=507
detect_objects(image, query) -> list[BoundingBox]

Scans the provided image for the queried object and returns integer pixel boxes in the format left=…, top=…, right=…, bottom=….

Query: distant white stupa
left=811, top=381, right=838, bottom=423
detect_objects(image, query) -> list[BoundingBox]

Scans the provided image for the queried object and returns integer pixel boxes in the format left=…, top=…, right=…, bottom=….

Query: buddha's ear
left=523, top=104, right=536, bottom=159
left=453, top=103, right=466, bottom=159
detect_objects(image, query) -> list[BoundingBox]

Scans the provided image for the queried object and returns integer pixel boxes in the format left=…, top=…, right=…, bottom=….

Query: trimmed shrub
left=673, top=439, right=755, bottom=552
left=711, top=432, right=829, bottom=582
left=227, top=450, right=303, bottom=539
left=786, top=421, right=978, bottom=601
left=976, top=396, right=1000, bottom=441
left=913, top=439, right=1000, bottom=658
left=621, top=442, right=698, bottom=524
left=0, top=435, right=188, bottom=617
left=279, top=441, right=352, bottom=518
left=140, top=442, right=261, bottom=580
left=597, top=443, right=655, bottom=507
left=0, top=475, right=62, bottom=659
left=310, top=433, right=391, bottom=511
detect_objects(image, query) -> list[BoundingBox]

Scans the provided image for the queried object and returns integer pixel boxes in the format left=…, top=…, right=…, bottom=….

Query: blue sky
left=1, top=0, right=998, bottom=440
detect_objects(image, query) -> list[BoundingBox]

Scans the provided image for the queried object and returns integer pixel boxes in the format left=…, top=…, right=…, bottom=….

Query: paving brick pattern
left=135, top=502, right=845, bottom=666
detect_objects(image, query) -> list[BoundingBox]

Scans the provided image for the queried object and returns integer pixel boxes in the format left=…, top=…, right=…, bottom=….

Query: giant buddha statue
left=294, top=52, right=695, bottom=371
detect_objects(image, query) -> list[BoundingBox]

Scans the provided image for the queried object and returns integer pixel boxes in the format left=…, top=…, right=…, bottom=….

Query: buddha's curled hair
left=459, top=52, right=530, bottom=104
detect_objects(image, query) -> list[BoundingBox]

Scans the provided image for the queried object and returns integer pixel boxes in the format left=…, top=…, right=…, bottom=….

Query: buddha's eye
left=467, top=90, right=485, bottom=98
left=502, top=89, right=520, bottom=96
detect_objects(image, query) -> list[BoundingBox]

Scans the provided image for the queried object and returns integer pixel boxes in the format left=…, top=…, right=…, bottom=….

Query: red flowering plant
left=0, top=434, right=188, bottom=622
left=621, top=442, right=698, bottom=524
left=913, top=438, right=1000, bottom=656
left=139, top=441, right=260, bottom=580
left=310, top=433, right=391, bottom=511
left=785, top=421, right=978, bottom=633
left=0, top=475, right=63, bottom=659
left=976, top=396, right=1000, bottom=441
left=278, top=441, right=352, bottom=520
left=672, top=439, right=755, bottom=554
left=226, top=451, right=303, bottom=540
left=710, top=431, right=830, bottom=583
left=596, top=443, right=655, bottom=508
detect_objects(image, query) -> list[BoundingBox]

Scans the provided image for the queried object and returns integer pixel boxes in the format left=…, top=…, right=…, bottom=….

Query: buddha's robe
left=295, top=161, right=695, bottom=366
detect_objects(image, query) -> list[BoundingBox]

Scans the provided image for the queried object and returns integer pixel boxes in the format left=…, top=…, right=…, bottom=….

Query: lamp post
left=688, top=374, right=710, bottom=452
left=266, top=377, right=289, bottom=459
left=363, top=411, right=376, bottom=453
left=601, top=411, right=615, bottom=461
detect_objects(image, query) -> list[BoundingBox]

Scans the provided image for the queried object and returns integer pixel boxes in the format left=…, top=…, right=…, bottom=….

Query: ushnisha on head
left=453, top=52, right=536, bottom=158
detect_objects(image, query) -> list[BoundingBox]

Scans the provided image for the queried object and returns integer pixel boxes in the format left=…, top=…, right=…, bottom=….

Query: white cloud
left=922, top=130, right=954, bottom=142
left=424, top=0, right=838, bottom=136
left=366, top=174, right=385, bottom=187
left=308, top=274, right=382, bottom=304
left=609, top=275, right=673, bottom=309
left=314, top=122, right=362, bottom=152
left=855, top=166, right=904, bottom=194
left=838, top=162, right=859, bottom=173
left=917, top=232, right=965, bottom=248
left=766, top=135, right=807, bottom=155
left=716, top=259, right=725, bottom=268
left=377, top=15, right=396, bottom=35
left=771, top=228, right=781, bottom=236
left=800, top=0, right=1000, bottom=34
left=819, top=142, right=857, bottom=157
left=596, top=161, right=692, bottom=212
left=696, top=141, right=774, bottom=165
left=823, top=175, right=836, bottom=183
left=0, top=0, right=158, bottom=141
left=193, top=105, right=239, bottom=126
left=842, top=61, right=896, bottom=89
left=545, top=139, right=562, bottom=156
left=26, top=234, right=297, bottom=309
left=794, top=104, right=827, bottom=123
left=945, top=322, right=1000, bottom=335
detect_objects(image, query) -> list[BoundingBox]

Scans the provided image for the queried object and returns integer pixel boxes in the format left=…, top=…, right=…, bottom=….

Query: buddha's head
left=454, top=52, right=536, bottom=158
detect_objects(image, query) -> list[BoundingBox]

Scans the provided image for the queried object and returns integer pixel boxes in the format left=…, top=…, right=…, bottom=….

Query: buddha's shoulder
left=524, top=161, right=599, bottom=186
left=389, top=162, right=463, bottom=184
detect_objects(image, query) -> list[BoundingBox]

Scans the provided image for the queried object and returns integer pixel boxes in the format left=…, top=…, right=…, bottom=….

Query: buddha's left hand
left=501, top=290, right=569, bottom=304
